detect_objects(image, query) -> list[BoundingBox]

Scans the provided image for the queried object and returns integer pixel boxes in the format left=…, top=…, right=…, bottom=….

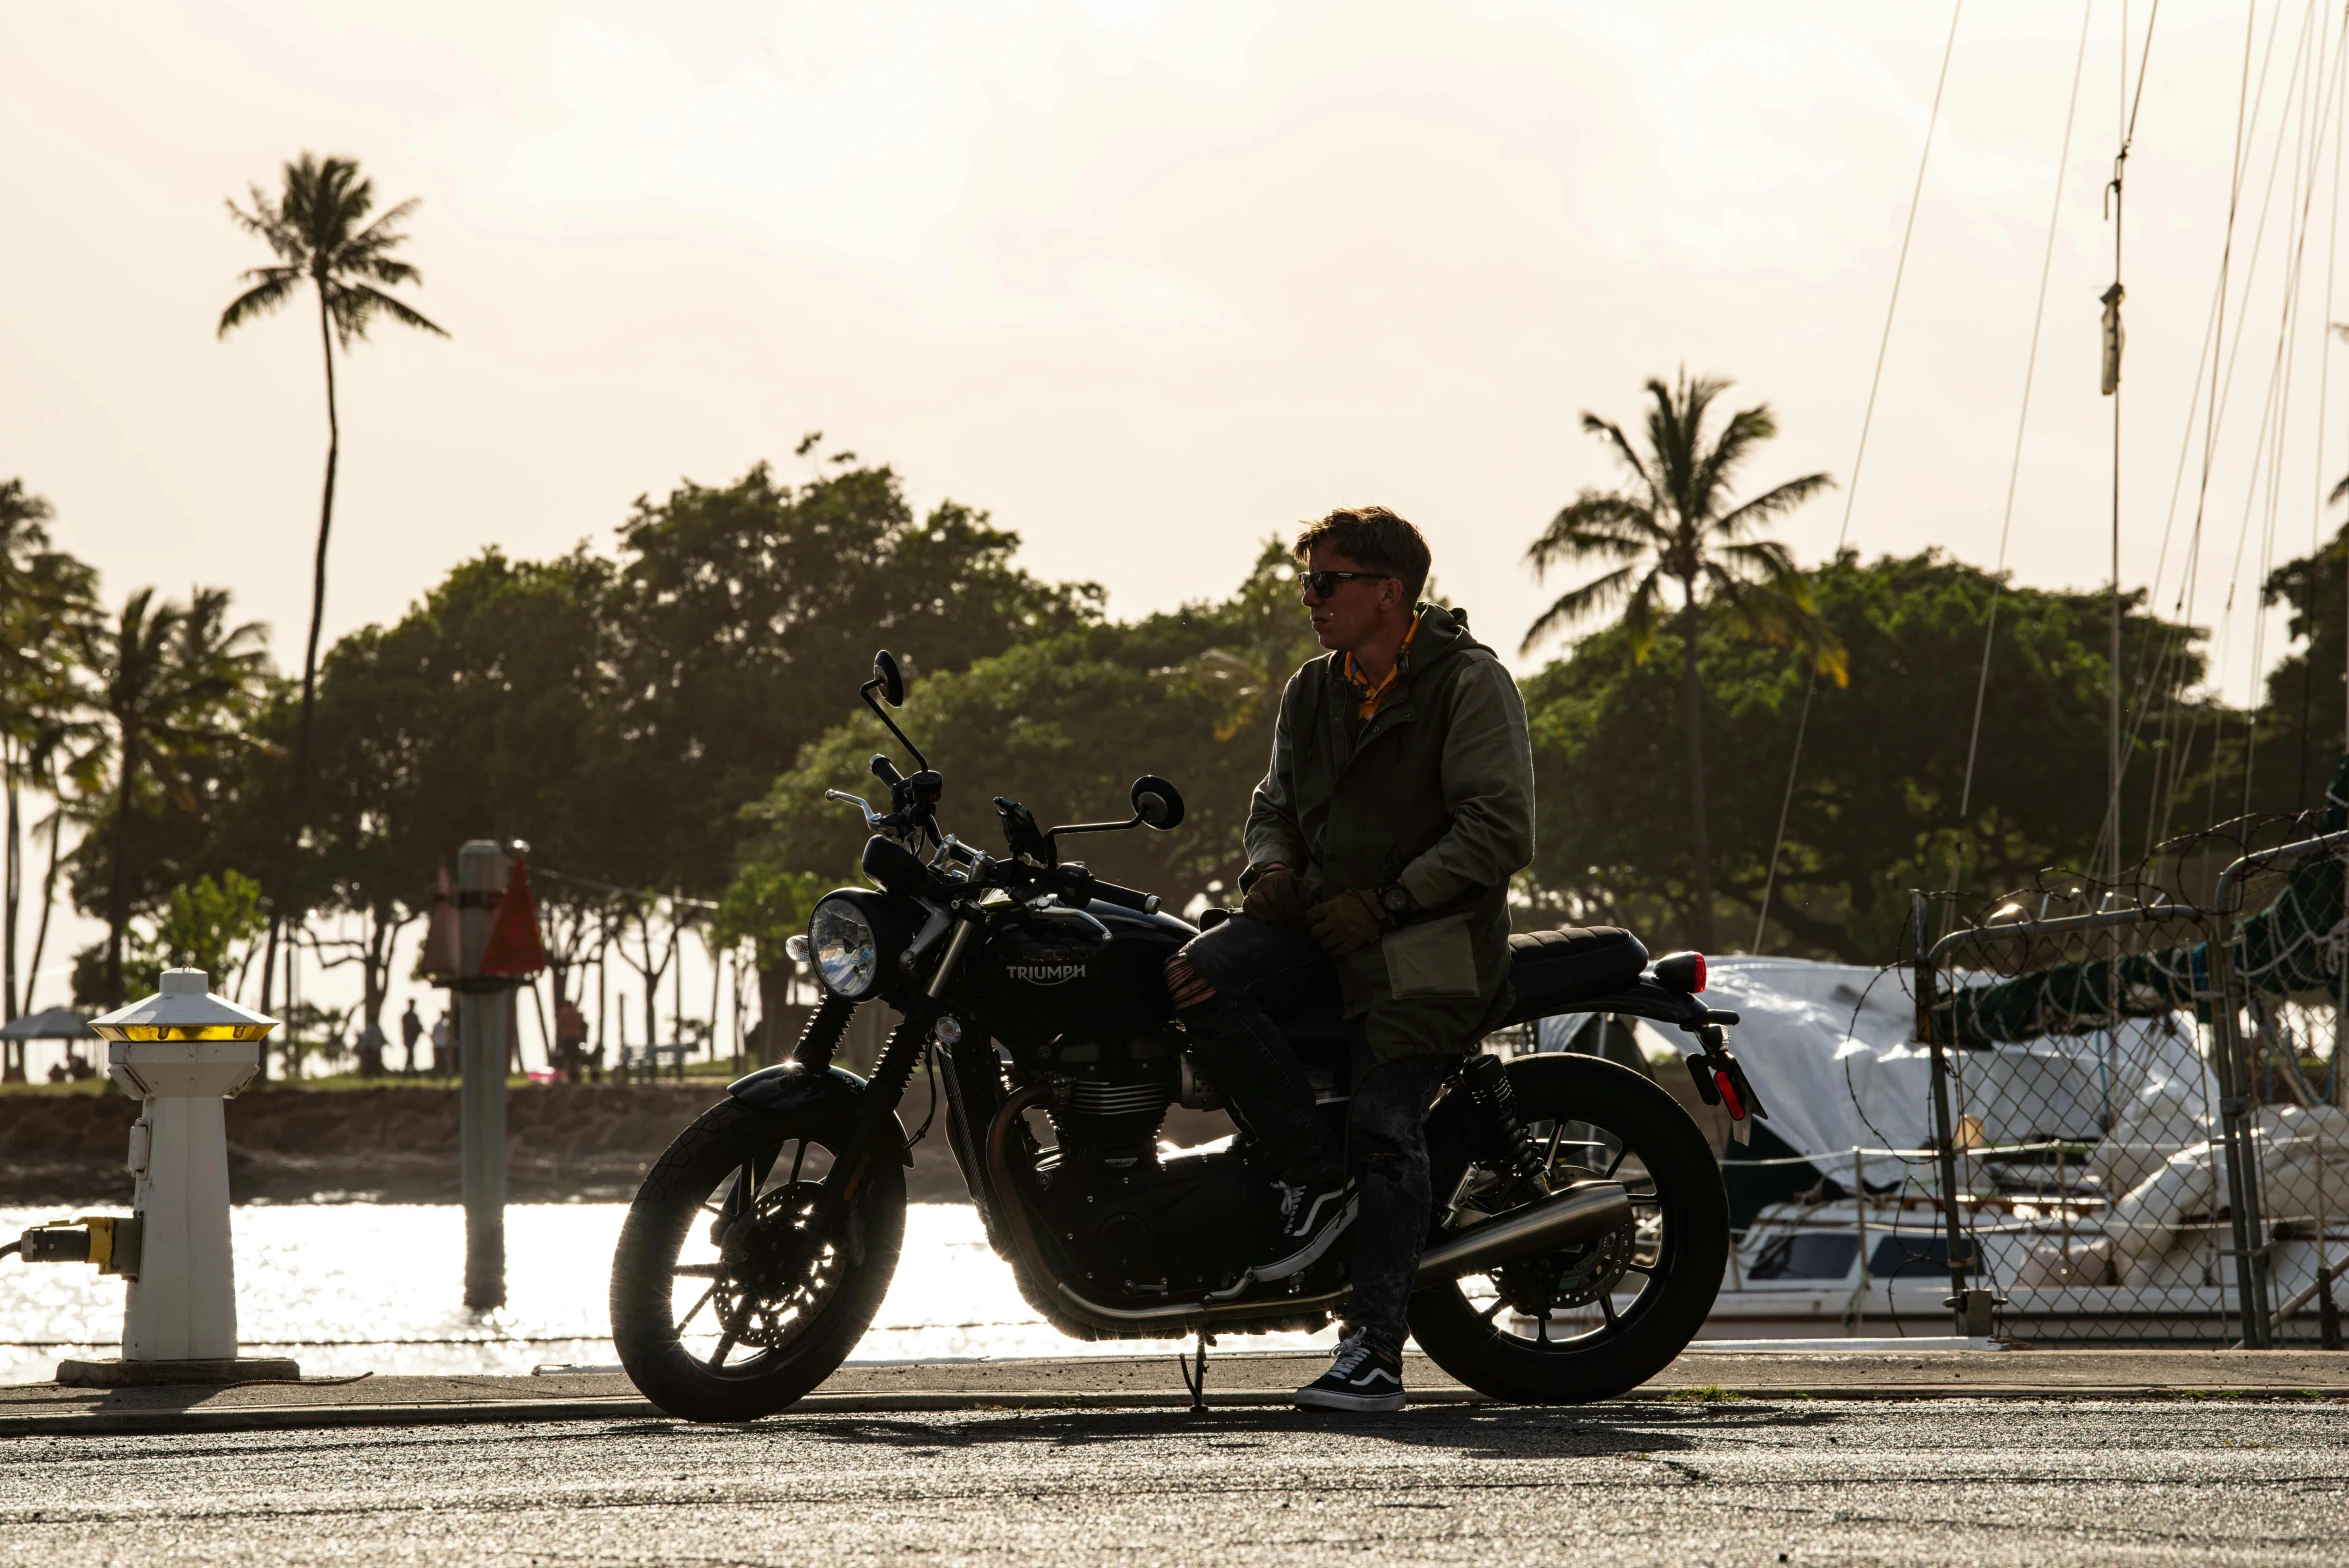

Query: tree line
left=9, top=399, right=2341, bottom=1074
left=10, top=146, right=2337, bottom=1072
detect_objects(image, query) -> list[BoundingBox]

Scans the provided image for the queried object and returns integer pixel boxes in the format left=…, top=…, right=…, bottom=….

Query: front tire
left=611, top=1096, right=906, bottom=1422
left=1409, top=1053, right=1728, bottom=1403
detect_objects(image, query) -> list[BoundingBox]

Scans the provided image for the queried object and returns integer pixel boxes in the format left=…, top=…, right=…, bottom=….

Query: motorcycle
left=611, top=650, right=1765, bottom=1421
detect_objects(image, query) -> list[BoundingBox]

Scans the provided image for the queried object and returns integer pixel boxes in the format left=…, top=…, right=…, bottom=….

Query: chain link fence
left=1916, top=825, right=2349, bottom=1347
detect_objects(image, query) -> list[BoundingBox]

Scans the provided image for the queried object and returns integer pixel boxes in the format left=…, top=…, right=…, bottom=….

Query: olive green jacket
left=1241, top=604, right=1536, bottom=1061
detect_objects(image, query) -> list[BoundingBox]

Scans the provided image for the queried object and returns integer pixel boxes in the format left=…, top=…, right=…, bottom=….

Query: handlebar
left=1085, top=878, right=1158, bottom=915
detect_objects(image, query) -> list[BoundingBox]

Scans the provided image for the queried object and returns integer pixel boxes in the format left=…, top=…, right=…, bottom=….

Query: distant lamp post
left=53, top=969, right=300, bottom=1385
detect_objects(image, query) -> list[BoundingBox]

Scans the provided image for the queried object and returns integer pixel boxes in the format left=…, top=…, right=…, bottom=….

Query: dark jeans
left=1171, top=915, right=1456, bottom=1345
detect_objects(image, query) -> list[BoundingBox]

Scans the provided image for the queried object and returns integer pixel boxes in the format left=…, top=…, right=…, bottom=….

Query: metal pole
left=456, top=840, right=509, bottom=1313
left=1851, top=1144, right=1870, bottom=1338
left=1915, top=892, right=1973, bottom=1335
left=2205, top=903, right=2270, bottom=1347
left=2197, top=837, right=2349, bottom=1343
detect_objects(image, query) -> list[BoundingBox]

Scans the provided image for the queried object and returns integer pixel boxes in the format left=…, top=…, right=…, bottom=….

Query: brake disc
left=708, top=1182, right=844, bottom=1348
left=1495, top=1218, right=1638, bottom=1313
left=1487, top=1160, right=1638, bottom=1315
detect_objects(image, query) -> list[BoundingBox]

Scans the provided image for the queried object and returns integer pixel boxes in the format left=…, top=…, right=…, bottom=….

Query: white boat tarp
left=1542, top=957, right=2214, bottom=1194
left=1534, top=956, right=2349, bottom=1276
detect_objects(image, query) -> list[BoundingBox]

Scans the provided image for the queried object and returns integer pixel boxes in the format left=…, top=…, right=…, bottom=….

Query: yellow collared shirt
left=1339, top=611, right=1423, bottom=719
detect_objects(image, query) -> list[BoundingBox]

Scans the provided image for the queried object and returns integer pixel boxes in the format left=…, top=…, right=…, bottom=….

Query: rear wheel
left=1409, top=1053, right=1727, bottom=1403
left=611, top=1096, right=905, bottom=1422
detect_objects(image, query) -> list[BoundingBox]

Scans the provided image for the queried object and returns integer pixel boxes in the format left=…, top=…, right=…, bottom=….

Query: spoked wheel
left=610, top=1096, right=905, bottom=1422
left=1409, top=1053, right=1727, bottom=1403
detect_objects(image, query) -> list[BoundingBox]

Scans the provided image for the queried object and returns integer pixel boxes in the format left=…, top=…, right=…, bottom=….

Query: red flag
left=479, top=858, right=549, bottom=978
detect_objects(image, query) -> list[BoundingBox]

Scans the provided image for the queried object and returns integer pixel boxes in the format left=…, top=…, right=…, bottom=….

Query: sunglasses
left=1297, top=568, right=1395, bottom=598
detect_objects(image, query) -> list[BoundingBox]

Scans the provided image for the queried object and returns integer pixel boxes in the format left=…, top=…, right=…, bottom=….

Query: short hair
left=1291, top=506, right=1432, bottom=601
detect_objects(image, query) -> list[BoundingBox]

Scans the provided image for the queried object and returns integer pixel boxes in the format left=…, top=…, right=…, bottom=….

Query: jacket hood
left=1408, top=602, right=1484, bottom=668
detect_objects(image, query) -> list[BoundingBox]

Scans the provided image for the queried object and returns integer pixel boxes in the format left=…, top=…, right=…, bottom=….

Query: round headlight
left=809, top=898, right=880, bottom=1000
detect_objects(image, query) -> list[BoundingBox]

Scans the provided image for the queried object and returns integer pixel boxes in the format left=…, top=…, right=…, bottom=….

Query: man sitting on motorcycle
left=1163, top=506, right=1536, bottom=1412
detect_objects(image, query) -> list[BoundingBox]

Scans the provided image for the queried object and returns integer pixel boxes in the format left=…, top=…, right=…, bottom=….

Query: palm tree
left=0, top=480, right=98, bottom=1023
left=1522, top=372, right=1842, bottom=950
left=79, top=588, right=269, bottom=1006
left=218, top=153, right=447, bottom=1008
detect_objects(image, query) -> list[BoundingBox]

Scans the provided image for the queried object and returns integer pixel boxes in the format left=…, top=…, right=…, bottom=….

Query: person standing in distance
left=399, top=999, right=425, bottom=1076
left=1163, top=506, right=1535, bottom=1412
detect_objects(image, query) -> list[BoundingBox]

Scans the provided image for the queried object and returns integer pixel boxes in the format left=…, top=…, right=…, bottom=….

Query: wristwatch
left=1376, top=882, right=1414, bottom=924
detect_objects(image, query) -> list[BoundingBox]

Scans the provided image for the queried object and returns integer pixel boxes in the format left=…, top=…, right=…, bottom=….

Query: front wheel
left=611, top=1095, right=905, bottom=1421
left=1409, top=1053, right=1728, bottom=1403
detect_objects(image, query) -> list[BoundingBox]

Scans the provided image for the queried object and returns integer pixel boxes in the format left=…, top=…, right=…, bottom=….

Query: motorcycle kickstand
left=1179, top=1329, right=1213, bottom=1415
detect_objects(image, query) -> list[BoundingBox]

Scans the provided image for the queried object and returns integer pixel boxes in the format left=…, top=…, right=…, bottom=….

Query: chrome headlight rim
left=809, top=896, right=881, bottom=1001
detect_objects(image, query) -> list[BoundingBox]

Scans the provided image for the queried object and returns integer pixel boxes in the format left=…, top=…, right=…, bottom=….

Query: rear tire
left=1408, top=1053, right=1727, bottom=1403
left=611, top=1095, right=905, bottom=1422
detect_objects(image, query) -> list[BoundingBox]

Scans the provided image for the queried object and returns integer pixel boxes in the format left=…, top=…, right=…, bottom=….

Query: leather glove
left=1241, top=866, right=1311, bottom=929
left=1306, top=888, right=1386, bottom=957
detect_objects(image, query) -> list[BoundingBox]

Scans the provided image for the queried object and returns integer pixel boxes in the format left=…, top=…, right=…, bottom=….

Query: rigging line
left=2126, top=0, right=2164, bottom=146
left=2189, top=0, right=2290, bottom=638
left=2216, top=5, right=2334, bottom=673
left=2101, top=0, right=2166, bottom=884
left=2102, top=36, right=2286, bottom=870
left=2300, top=5, right=2349, bottom=809
left=1958, top=0, right=2098, bottom=826
left=530, top=864, right=721, bottom=913
left=2137, top=6, right=2295, bottom=631
left=1752, top=0, right=1964, bottom=953
left=2305, top=10, right=2348, bottom=798
left=2242, top=1, right=2341, bottom=815
left=2105, top=0, right=2140, bottom=897
left=2091, top=0, right=2273, bottom=875
left=2331, top=13, right=2349, bottom=760
left=2092, top=0, right=2180, bottom=887
left=2189, top=0, right=2302, bottom=647
left=2169, top=0, right=2275, bottom=853
left=2119, top=273, right=2232, bottom=804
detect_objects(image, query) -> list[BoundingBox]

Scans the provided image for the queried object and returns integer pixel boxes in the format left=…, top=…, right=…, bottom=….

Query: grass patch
left=1670, top=1384, right=1746, bottom=1404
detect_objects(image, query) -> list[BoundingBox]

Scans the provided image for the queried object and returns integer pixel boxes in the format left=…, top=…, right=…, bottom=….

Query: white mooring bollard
left=46, top=969, right=300, bottom=1387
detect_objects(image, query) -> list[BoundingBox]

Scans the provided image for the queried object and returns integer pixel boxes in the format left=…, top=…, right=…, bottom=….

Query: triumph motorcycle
left=611, top=651, right=1766, bottom=1421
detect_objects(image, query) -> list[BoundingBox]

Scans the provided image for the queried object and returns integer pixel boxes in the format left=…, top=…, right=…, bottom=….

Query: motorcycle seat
left=1506, top=926, right=1649, bottom=1015
left=1270, top=928, right=1649, bottom=1053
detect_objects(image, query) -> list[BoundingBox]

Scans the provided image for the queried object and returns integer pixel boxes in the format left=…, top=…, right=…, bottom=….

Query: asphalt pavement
left=4, top=1396, right=2344, bottom=1565
left=6, top=1347, right=2349, bottom=1437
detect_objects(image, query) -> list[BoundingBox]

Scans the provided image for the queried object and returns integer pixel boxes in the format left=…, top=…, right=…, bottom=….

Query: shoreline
left=0, top=1077, right=1236, bottom=1208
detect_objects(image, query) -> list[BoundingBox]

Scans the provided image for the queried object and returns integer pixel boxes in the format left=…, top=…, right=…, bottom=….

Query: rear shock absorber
left=1461, top=1053, right=1550, bottom=1196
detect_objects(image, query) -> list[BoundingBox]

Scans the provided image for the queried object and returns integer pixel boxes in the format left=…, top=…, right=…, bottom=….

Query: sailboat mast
left=2107, top=7, right=2129, bottom=902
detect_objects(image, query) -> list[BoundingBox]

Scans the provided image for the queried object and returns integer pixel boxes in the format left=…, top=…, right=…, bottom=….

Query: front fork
left=827, top=916, right=980, bottom=1210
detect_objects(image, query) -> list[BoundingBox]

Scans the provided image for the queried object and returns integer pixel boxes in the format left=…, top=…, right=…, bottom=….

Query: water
left=0, top=1204, right=1334, bottom=1384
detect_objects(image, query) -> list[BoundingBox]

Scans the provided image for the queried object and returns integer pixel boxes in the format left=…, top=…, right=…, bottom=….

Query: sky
left=5, top=1, right=2347, bottom=1023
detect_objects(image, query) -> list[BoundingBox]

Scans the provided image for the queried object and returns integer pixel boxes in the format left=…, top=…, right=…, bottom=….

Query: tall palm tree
left=79, top=588, right=269, bottom=1006
left=218, top=153, right=447, bottom=1009
left=0, top=479, right=98, bottom=1022
left=1522, top=372, right=1842, bottom=950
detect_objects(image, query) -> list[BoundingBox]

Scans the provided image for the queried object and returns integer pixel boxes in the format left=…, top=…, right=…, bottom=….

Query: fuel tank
left=966, top=899, right=1196, bottom=1048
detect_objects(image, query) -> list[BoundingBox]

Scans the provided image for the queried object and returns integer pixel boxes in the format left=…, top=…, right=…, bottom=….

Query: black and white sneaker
left=1201, top=1174, right=1356, bottom=1303
left=1253, top=1176, right=1356, bottom=1283
left=1294, top=1329, right=1405, bottom=1413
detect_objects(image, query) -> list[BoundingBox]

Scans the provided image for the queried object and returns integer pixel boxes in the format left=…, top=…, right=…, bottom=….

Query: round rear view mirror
left=873, top=650, right=906, bottom=707
left=1130, top=775, right=1185, bottom=830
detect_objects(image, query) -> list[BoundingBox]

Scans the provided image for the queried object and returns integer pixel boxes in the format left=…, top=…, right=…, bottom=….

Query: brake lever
left=823, top=789, right=887, bottom=829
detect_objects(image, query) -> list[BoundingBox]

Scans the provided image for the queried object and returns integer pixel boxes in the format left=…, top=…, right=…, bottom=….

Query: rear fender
left=1510, top=977, right=1738, bottom=1032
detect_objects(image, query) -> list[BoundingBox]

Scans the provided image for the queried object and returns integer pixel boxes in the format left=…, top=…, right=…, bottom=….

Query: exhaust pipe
left=1413, top=1180, right=1633, bottom=1284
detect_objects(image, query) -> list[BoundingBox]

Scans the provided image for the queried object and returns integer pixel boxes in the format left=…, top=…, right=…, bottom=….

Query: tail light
left=1653, top=951, right=1707, bottom=993
left=1713, top=1069, right=1745, bottom=1120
